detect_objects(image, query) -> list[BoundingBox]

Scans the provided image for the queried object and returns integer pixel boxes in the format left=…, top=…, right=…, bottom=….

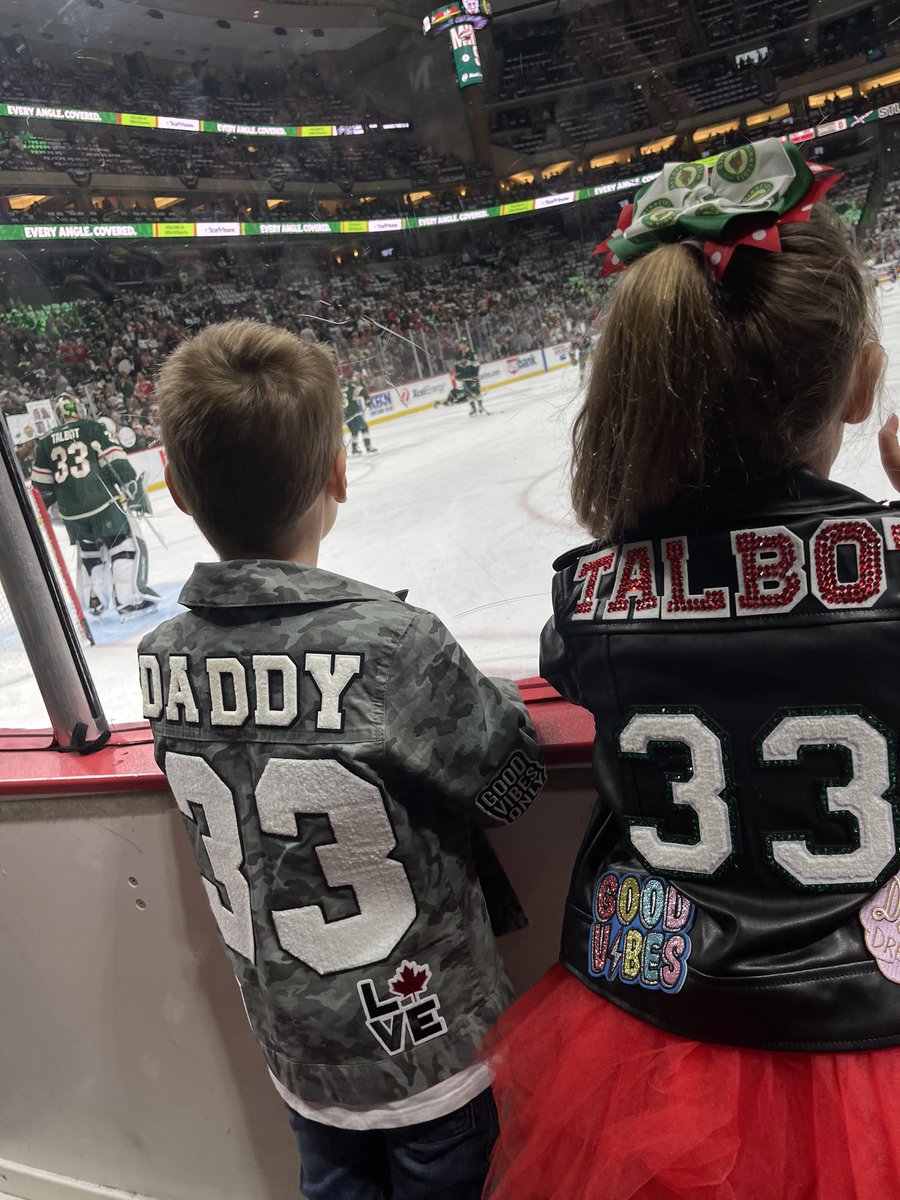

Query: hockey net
left=0, top=487, right=93, bottom=711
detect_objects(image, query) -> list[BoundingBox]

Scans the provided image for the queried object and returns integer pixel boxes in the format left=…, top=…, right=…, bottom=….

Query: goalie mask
left=54, top=391, right=86, bottom=424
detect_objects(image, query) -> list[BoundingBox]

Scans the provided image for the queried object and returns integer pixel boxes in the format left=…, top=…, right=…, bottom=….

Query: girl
left=485, top=138, right=900, bottom=1199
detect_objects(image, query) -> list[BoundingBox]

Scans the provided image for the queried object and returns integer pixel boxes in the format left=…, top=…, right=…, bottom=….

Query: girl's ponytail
left=572, top=207, right=877, bottom=541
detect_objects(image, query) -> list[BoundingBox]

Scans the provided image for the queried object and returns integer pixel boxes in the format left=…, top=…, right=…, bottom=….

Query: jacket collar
left=178, top=559, right=401, bottom=610
left=555, top=467, right=890, bottom=569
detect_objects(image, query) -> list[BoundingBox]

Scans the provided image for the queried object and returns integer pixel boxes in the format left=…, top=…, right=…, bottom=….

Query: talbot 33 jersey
left=545, top=468, right=900, bottom=1051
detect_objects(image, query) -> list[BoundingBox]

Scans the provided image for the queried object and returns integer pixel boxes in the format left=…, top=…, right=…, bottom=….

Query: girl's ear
left=844, top=343, right=886, bottom=426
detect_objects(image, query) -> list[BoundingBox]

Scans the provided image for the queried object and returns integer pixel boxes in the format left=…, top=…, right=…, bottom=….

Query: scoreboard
left=423, top=0, right=491, bottom=89
left=422, top=0, right=492, bottom=35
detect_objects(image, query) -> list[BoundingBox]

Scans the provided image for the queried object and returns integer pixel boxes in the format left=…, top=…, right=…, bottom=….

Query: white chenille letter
left=304, top=653, right=362, bottom=731
left=253, top=654, right=298, bottom=727
left=207, top=657, right=250, bottom=727
left=165, top=655, right=200, bottom=723
left=138, top=654, right=163, bottom=719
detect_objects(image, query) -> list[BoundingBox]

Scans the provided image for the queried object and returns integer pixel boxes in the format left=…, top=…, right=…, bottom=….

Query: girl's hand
left=878, top=413, right=900, bottom=494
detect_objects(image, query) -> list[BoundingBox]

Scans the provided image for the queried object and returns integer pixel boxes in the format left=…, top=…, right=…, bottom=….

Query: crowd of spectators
left=0, top=123, right=477, bottom=189
left=0, top=0, right=895, bottom=185
left=491, top=1, right=897, bottom=154
left=0, top=57, right=366, bottom=127
left=0, top=134, right=896, bottom=474
left=0, top=226, right=605, bottom=458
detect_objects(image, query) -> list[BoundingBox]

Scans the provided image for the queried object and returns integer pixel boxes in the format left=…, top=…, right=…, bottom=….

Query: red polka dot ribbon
left=594, top=138, right=842, bottom=282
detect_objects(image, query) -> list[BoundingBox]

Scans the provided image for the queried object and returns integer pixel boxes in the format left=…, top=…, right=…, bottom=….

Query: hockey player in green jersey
left=31, top=392, right=155, bottom=616
left=454, top=340, right=487, bottom=416
left=342, top=370, right=377, bottom=455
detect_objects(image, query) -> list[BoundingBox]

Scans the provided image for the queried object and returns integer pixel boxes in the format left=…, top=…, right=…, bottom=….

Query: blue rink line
left=86, top=582, right=185, bottom=646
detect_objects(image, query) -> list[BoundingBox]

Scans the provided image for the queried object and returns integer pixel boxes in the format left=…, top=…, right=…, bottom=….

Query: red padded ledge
left=0, top=681, right=592, bottom=797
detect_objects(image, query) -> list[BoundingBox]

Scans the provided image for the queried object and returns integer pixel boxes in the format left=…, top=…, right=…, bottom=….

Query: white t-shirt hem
left=270, top=1061, right=492, bottom=1131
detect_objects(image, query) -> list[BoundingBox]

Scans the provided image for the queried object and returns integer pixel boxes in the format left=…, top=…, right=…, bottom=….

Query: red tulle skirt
left=483, top=964, right=900, bottom=1200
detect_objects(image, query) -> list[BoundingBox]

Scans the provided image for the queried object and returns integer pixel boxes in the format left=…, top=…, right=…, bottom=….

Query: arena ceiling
left=1, top=0, right=565, bottom=68
left=0, top=0, right=398, bottom=66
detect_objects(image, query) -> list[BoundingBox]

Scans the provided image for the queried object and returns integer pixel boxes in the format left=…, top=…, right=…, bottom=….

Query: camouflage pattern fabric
left=138, top=560, right=546, bottom=1108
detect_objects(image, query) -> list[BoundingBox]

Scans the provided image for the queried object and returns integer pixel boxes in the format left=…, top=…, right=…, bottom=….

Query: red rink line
left=0, top=682, right=593, bottom=796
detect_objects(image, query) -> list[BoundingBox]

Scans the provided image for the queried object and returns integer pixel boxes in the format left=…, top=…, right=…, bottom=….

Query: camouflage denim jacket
left=138, top=560, right=546, bottom=1108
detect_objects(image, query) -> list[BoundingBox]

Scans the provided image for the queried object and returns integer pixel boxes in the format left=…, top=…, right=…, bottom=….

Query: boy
left=138, top=321, right=545, bottom=1199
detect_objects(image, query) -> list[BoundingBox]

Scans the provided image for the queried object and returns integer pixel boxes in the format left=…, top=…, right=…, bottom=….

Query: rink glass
left=0, top=0, right=898, bottom=725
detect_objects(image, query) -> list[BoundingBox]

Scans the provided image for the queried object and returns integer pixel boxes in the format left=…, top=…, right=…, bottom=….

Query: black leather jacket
left=543, top=468, right=900, bottom=1051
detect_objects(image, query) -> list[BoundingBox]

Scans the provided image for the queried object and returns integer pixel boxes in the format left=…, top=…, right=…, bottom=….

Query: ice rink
left=5, top=283, right=900, bottom=728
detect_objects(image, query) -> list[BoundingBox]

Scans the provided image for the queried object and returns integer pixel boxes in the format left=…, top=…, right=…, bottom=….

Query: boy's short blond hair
left=156, top=320, right=343, bottom=556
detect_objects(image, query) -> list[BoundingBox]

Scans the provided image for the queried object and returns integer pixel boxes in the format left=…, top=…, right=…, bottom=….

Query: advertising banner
left=394, top=373, right=453, bottom=409
left=128, top=446, right=167, bottom=490
left=479, top=350, right=546, bottom=390
left=6, top=413, right=37, bottom=445
left=544, top=342, right=575, bottom=371
left=26, top=400, right=55, bottom=438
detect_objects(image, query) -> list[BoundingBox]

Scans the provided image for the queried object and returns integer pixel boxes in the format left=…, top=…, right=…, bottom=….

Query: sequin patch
left=572, top=549, right=617, bottom=620
left=860, top=874, right=900, bottom=985
left=588, top=870, right=695, bottom=993
left=811, top=519, right=885, bottom=609
left=733, top=527, right=807, bottom=612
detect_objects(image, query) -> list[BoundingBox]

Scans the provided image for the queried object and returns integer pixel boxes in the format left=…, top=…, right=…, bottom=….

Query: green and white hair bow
left=596, top=138, right=841, bottom=280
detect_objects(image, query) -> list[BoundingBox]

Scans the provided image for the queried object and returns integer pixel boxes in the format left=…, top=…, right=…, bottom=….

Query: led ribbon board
left=0, top=102, right=411, bottom=140
left=4, top=101, right=896, bottom=244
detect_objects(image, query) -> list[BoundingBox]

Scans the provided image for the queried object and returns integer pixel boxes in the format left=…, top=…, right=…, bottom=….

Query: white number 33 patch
left=165, top=754, right=417, bottom=975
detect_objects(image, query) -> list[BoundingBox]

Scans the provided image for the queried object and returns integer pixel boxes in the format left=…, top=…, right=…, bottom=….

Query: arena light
left=543, top=160, right=574, bottom=179
left=807, top=86, right=853, bottom=107
left=859, top=69, right=900, bottom=93
left=746, top=103, right=790, bottom=128
left=638, top=136, right=676, bottom=156
left=693, top=119, right=740, bottom=143
left=588, top=151, right=624, bottom=169
left=7, top=194, right=50, bottom=210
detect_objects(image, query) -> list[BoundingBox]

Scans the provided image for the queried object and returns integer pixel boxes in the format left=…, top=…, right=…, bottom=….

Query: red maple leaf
left=389, top=960, right=431, bottom=998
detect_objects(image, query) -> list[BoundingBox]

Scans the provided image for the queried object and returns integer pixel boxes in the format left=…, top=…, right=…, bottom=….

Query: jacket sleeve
left=382, top=611, right=546, bottom=827
left=539, top=571, right=584, bottom=707
left=29, top=437, right=56, bottom=503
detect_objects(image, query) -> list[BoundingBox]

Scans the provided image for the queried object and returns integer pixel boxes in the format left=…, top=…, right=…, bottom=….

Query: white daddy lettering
left=138, top=651, right=362, bottom=729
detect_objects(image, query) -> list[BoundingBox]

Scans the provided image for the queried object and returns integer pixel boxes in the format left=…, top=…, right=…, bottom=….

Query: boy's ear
left=164, top=462, right=191, bottom=514
left=327, top=449, right=348, bottom=505
left=844, top=343, right=886, bottom=426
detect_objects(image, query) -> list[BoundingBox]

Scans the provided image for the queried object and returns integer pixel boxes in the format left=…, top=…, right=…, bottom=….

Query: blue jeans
left=287, top=1087, right=499, bottom=1200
